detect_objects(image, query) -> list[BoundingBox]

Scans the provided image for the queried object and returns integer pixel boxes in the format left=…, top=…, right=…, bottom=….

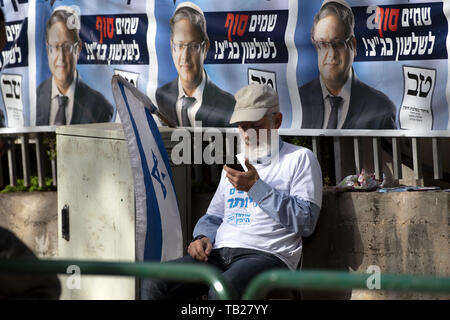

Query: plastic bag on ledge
left=337, top=169, right=380, bottom=191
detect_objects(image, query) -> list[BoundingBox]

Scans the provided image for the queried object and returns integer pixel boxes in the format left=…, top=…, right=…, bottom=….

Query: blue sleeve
left=192, top=214, right=223, bottom=244
left=247, top=179, right=321, bottom=236
left=191, top=170, right=227, bottom=244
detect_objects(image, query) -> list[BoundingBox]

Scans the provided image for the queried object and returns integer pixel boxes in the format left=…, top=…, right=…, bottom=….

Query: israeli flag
left=111, top=75, right=182, bottom=262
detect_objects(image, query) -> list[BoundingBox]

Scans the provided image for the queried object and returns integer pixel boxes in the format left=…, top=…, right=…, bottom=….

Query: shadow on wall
left=0, top=226, right=61, bottom=299
left=301, top=189, right=364, bottom=300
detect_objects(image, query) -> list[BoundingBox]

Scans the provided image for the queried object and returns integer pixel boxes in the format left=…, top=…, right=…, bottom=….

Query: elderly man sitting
left=144, top=84, right=323, bottom=299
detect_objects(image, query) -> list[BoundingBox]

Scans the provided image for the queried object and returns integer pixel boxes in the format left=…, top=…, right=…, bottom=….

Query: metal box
left=56, top=123, right=190, bottom=300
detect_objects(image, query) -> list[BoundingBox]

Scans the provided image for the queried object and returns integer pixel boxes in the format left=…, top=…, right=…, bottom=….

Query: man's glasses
left=47, top=42, right=79, bottom=55
left=171, top=41, right=205, bottom=54
left=312, top=36, right=353, bottom=51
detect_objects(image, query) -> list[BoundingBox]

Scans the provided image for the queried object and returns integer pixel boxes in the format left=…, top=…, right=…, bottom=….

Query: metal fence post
left=392, top=137, right=402, bottom=181
left=312, top=136, right=321, bottom=163
left=411, top=137, right=422, bottom=180
left=35, top=133, right=46, bottom=187
left=353, top=137, right=362, bottom=175
left=20, top=134, right=31, bottom=187
left=7, top=138, right=17, bottom=187
left=333, top=137, right=342, bottom=183
left=372, top=137, right=382, bottom=180
left=431, top=137, right=443, bottom=180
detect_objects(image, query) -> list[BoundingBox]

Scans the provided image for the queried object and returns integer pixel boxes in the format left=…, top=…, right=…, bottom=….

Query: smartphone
left=226, top=162, right=244, bottom=172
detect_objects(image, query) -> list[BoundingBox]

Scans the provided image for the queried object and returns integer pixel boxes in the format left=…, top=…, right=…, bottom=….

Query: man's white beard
left=243, top=130, right=279, bottom=162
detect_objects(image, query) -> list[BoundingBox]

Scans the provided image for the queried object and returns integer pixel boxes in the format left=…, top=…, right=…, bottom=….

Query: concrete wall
left=302, top=190, right=449, bottom=299
left=1, top=190, right=448, bottom=299
left=0, top=192, right=58, bottom=258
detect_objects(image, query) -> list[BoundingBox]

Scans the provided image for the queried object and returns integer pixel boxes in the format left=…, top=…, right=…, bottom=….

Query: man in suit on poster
left=156, top=2, right=236, bottom=128
left=298, top=0, right=396, bottom=129
left=36, top=7, right=113, bottom=126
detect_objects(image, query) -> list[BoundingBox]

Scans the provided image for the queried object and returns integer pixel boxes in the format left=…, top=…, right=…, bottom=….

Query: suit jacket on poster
left=298, top=70, right=396, bottom=129
left=36, top=75, right=114, bottom=126
left=156, top=73, right=236, bottom=128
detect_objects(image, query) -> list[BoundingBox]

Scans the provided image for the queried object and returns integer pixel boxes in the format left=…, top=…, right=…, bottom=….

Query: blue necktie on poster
left=111, top=75, right=182, bottom=262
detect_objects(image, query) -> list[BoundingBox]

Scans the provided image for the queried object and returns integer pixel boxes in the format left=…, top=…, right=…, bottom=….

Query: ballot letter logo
left=66, top=265, right=81, bottom=290
left=366, top=265, right=381, bottom=290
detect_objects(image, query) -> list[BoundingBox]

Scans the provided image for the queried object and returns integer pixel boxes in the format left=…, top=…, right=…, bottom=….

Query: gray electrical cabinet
left=56, top=123, right=191, bottom=300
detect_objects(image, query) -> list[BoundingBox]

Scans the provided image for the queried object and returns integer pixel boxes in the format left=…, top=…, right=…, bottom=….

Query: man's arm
left=192, top=214, right=223, bottom=244
left=225, top=154, right=322, bottom=237
left=188, top=215, right=222, bottom=262
left=247, top=179, right=320, bottom=236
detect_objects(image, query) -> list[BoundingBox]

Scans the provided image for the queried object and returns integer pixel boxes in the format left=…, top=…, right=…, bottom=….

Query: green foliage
left=1, top=176, right=56, bottom=193
left=283, top=136, right=312, bottom=149
left=323, top=176, right=332, bottom=187
left=43, top=134, right=57, bottom=161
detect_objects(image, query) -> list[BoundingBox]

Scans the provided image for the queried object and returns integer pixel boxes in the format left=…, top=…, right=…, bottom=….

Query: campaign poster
left=0, top=0, right=449, bottom=131
left=0, top=0, right=29, bottom=128
left=33, top=0, right=151, bottom=126
left=153, top=0, right=296, bottom=128
left=155, top=0, right=449, bottom=130
left=296, top=0, right=449, bottom=130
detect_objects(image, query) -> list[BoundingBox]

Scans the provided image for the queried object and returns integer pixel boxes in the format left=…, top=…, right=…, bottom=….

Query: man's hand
left=224, top=159, right=260, bottom=192
left=187, top=237, right=212, bottom=262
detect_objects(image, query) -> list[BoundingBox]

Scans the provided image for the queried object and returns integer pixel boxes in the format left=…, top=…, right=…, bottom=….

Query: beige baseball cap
left=230, top=84, right=279, bottom=124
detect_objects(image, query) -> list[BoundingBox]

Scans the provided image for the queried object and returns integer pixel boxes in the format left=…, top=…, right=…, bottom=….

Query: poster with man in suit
left=298, top=0, right=396, bottom=130
left=155, top=2, right=236, bottom=128
left=0, top=0, right=447, bottom=131
left=36, top=6, right=113, bottom=126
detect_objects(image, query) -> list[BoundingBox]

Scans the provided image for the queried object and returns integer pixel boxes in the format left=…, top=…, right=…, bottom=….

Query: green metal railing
left=242, top=269, right=450, bottom=299
left=0, top=259, right=237, bottom=300
left=2, top=259, right=450, bottom=300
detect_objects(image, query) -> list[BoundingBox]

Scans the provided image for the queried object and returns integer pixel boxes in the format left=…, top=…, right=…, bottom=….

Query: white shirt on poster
left=175, top=70, right=206, bottom=127
left=320, top=68, right=353, bottom=129
left=49, top=71, right=77, bottom=125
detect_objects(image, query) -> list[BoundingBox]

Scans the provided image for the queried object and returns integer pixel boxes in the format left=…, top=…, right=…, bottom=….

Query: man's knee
left=140, top=254, right=207, bottom=300
left=141, top=278, right=169, bottom=300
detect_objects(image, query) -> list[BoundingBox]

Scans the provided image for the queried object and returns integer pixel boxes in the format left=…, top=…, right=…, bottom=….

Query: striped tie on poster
left=111, top=75, right=182, bottom=262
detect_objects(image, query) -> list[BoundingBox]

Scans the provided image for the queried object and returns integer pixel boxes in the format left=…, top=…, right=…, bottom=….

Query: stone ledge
left=1, top=190, right=448, bottom=299
left=303, top=190, right=449, bottom=299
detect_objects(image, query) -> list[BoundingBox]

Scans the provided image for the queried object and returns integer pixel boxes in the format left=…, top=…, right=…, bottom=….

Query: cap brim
left=229, top=108, right=268, bottom=124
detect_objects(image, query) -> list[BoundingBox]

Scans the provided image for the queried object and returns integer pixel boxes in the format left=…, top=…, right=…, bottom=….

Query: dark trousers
left=141, top=247, right=287, bottom=300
